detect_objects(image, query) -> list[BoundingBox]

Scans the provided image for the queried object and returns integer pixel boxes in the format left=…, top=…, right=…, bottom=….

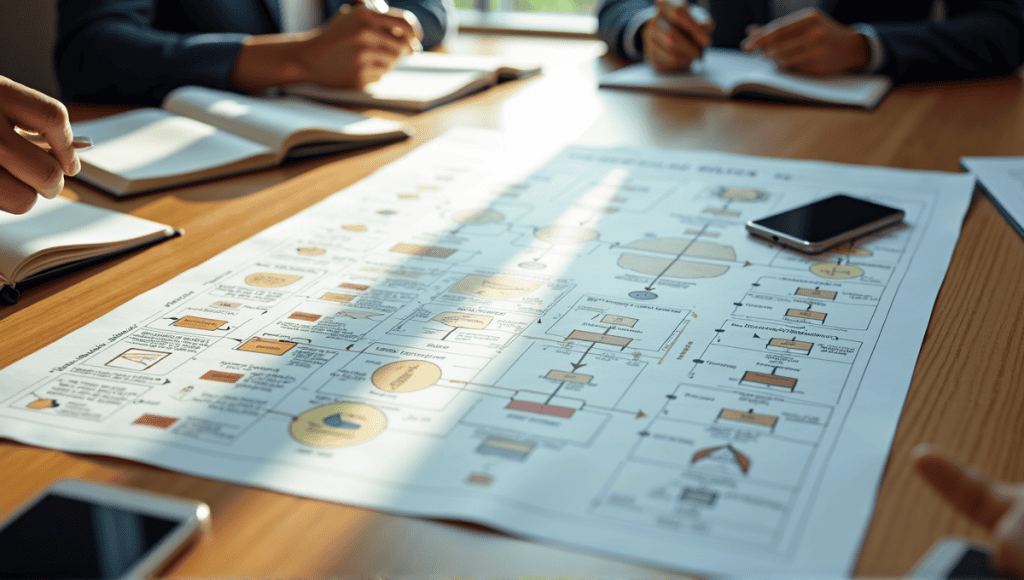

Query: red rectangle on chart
left=506, top=400, right=575, bottom=418
left=133, top=414, right=178, bottom=429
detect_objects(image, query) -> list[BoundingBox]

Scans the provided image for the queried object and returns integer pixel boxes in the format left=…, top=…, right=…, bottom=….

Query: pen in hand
left=646, top=0, right=713, bottom=73
left=658, top=0, right=710, bottom=58
left=17, top=130, right=92, bottom=151
left=359, top=0, right=423, bottom=52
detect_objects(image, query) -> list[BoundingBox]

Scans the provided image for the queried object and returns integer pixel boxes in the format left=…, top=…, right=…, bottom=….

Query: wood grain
left=2, top=34, right=1023, bottom=578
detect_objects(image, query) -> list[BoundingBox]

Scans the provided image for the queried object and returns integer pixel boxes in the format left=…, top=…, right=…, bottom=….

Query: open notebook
left=71, top=86, right=410, bottom=197
left=0, top=198, right=177, bottom=304
left=600, top=49, right=892, bottom=109
left=287, top=52, right=543, bottom=111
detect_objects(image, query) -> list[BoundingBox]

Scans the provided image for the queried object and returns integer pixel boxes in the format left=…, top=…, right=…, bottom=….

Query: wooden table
left=2, top=33, right=1024, bottom=578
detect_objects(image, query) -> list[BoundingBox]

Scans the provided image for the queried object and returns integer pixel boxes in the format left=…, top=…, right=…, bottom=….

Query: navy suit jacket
left=55, top=0, right=450, bottom=103
left=597, top=0, right=1024, bottom=82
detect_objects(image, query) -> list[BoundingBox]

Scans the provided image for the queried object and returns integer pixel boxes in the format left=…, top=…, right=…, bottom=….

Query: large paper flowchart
left=0, top=130, right=974, bottom=575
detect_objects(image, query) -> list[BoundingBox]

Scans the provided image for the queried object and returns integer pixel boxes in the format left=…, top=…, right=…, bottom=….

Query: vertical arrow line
left=648, top=223, right=711, bottom=288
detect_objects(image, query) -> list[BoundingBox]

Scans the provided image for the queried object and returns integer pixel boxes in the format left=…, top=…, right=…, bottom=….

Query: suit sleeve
left=389, top=0, right=452, bottom=50
left=597, top=0, right=657, bottom=60
left=871, top=0, right=1024, bottom=82
left=55, top=0, right=248, bottom=104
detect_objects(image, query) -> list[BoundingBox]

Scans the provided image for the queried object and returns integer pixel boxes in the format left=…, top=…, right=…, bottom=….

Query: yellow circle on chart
left=342, top=224, right=368, bottom=232
left=290, top=402, right=387, bottom=447
left=534, top=226, right=599, bottom=244
left=372, top=360, right=442, bottom=393
left=810, top=263, right=865, bottom=280
left=297, top=247, right=326, bottom=256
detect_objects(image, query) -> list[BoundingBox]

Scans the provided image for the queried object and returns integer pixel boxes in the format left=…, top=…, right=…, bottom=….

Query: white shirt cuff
left=853, top=23, right=886, bottom=73
left=623, top=5, right=658, bottom=61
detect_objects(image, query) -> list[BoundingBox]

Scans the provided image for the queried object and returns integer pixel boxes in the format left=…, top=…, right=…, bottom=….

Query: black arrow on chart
left=573, top=340, right=598, bottom=373
left=544, top=382, right=565, bottom=404
left=645, top=223, right=711, bottom=291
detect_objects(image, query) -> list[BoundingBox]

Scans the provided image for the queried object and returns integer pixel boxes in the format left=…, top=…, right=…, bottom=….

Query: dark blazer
left=597, top=0, right=1024, bottom=83
left=55, top=0, right=450, bottom=104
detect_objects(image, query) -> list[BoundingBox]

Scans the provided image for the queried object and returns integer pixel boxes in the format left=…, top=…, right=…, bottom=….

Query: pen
left=358, top=0, right=423, bottom=52
left=658, top=0, right=711, bottom=58
left=19, top=132, right=93, bottom=151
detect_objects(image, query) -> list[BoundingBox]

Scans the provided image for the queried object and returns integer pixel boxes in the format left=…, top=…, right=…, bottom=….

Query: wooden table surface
left=2, top=33, right=1023, bottom=578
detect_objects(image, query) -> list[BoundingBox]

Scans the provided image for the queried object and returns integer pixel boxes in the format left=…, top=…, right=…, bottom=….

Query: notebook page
left=164, top=86, right=400, bottom=151
left=74, top=109, right=271, bottom=183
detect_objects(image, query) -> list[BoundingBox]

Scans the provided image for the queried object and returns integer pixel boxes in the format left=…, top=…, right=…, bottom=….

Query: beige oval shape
left=297, top=247, right=326, bottom=256
left=244, top=272, right=303, bottom=288
left=342, top=224, right=368, bottom=232
left=290, top=402, right=387, bottom=447
left=432, top=312, right=492, bottom=329
left=372, top=360, right=442, bottom=393
left=810, top=263, right=865, bottom=280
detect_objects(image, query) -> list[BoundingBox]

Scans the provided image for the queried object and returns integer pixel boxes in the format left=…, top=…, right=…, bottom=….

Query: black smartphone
left=911, top=537, right=1009, bottom=579
left=0, top=479, right=210, bottom=579
left=746, top=194, right=905, bottom=253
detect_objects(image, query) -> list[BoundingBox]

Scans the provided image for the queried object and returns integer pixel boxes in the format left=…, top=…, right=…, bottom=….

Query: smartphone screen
left=946, top=547, right=1004, bottom=578
left=749, top=194, right=904, bottom=250
left=0, top=493, right=181, bottom=579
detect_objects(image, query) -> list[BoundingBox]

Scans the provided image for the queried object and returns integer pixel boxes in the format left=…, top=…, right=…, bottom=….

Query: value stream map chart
left=0, top=129, right=974, bottom=576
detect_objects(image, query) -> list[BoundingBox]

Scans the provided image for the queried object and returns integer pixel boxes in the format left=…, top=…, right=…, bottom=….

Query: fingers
left=349, top=5, right=419, bottom=53
left=389, top=8, right=423, bottom=48
left=354, top=49, right=398, bottom=87
left=644, top=17, right=702, bottom=73
left=913, top=445, right=1014, bottom=531
left=0, top=119, right=66, bottom=201
left=994, top=505, right=1024, bottom=578
left=0, top=166, right=40, bottom=215
left=656, top=0, right=712, bottom=49
left=742, top=9, right=818, bottom=54
left=0, top=78, right=79, bottom=177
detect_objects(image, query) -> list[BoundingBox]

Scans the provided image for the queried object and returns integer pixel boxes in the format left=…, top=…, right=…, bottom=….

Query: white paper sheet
left=961, top=156, right=1024, bottom=240
left=0, top=129, right=974, bottom=576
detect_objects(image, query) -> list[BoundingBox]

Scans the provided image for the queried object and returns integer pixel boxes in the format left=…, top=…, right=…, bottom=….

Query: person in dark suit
left=597, top=0, right=1024, bottom=83
left=55, top=0, right=453, bottom=104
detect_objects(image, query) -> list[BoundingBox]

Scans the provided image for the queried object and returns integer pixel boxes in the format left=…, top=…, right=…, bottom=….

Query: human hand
left=741, top=8, right=869, bottom=75
left=299, top=0, right=423, bottom=88
left=0, top=76, right=79, bottom=215
left=914, top=445, right=1024, bottom=578
left=642, top=0, right=714, bottom=73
